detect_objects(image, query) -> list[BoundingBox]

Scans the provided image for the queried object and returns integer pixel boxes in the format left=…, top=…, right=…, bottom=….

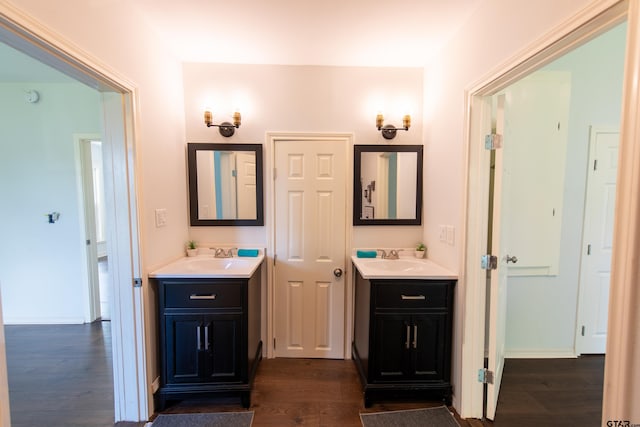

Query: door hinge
left=273, top=254, right=277, bottom=266
left=484, top=134, right=503, bottom=150
left=273, top=338, right=276, bottom=350
left=481, top=254, right=498, bottom=270
left=593, top=159, right=598, bottom=171
left=478, top=368, right=494, bottom=384
left=587, top=244, right=591, bottom=255
left=581, top=325, right=586, bottom=336
left=133, top=277, right=143, bottom=288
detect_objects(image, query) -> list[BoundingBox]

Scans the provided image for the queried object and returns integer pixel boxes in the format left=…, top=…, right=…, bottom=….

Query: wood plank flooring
left=5, top=322, right=115, bottom=427
left=5, top=322, right=604, bottom=426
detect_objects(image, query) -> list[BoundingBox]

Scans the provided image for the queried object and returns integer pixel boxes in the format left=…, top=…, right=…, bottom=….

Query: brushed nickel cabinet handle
left=413, top=325, right=418, bottom=349
left=190, top=294, right=217, bottom=300
left=405, top=324, right=411, bottom=349
left=204, top=325, right=209, bottom=351
left=401, top=295, right=426, bottom=301
left=196, top=326, right=201, bottom=351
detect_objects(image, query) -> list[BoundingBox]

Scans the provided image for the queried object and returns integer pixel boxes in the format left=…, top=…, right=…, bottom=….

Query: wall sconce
left=204, top=110, right=241, bottom=137
left=376, top=114, right=411, bottom=140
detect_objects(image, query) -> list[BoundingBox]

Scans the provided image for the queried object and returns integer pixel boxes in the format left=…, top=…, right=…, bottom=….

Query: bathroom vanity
left=351, top=255, right=456, bottom=406
left=149, top=255, right=263, bottom=409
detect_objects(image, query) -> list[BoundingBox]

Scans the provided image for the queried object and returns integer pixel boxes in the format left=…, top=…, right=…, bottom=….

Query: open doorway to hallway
left=0, top=41, right=116, bottom=424
left=483, top=19, right=625, bottom=422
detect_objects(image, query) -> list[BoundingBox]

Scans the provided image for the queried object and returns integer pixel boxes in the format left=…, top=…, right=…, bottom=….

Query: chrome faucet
left=377, top=249, right=402, bottom=260
left=214, top=247, right=235, bottom=258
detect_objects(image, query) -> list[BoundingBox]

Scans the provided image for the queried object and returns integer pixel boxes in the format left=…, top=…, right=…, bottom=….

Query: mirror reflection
left=188, top=143, right=264, bottom=226
left=354, top=145, right=423, bottom=226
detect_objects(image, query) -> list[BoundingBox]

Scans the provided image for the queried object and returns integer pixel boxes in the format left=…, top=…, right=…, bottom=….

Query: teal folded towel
left=238, top=249, right=259, bottom=257
left=357, top=250, right=377, bottom=258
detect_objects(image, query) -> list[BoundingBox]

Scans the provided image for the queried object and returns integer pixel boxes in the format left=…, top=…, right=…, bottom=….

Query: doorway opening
left=0, top=7, right=147, bottom=423
left=461, top=3, right=628, bottom=421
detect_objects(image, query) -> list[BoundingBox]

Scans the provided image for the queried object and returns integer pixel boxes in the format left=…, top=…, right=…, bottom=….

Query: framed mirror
left=188, top=143, right=264, bottom=226
left=353, top=144, right=423, bottom=226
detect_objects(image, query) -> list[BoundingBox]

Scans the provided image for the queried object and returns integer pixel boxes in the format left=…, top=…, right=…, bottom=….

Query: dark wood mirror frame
left=353, top=144, right=423, bottom=226
left=188, top=143, right=264, bottom=226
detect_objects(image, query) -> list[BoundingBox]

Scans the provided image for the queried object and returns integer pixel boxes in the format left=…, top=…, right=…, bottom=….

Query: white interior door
left=274, top=139, right=346, bottom=359
left=486, top=95, right=510, bottom=420
left=236, top=150, right=257, bottom=219
left=576, top=127, right=619, bottom=354
left=79, top=138, right=102, bottom=322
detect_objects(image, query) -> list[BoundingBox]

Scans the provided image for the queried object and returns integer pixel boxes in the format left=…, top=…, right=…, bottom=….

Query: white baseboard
left=3, top=317, right=86, bottom=325
left=505, top=349, right=577, bottom=359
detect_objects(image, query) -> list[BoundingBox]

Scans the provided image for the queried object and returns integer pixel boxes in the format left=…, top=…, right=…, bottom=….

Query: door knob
left=506, top=255, right=518, bottom=264
left=333, top=268, right=343, bottom=278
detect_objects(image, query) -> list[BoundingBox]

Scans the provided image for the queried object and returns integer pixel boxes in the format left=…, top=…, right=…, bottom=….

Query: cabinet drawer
left=163, top=283, right=243, bottom=309
left=374, top=282, right=450, bottom=310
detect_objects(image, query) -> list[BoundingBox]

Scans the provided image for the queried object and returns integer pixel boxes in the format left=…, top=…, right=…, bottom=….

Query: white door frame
left=459, top=0, right=631, bottom=419
left=0, top=4, right=149, bottom=422
left=266, top=132, right=354, bottom=360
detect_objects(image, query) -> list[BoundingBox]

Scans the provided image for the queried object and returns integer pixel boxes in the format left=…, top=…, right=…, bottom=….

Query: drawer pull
left=190, top=294, right=217, bottom=300
left=204, top=325, right=209, bottom=351
left=401, top=294, right=426, bottom=301
left=413, top=325, right=418, bottom=349
left=196, top=326, right=201, bottom=351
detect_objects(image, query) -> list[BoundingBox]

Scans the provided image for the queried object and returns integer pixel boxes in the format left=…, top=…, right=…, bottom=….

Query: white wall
left=0, top=82, right=102, bottom=324
left=505, top=22, right=626, bottom=356
left=182, top=63, right=425, bottom=248
left=0, top=83, right=102, bottom=324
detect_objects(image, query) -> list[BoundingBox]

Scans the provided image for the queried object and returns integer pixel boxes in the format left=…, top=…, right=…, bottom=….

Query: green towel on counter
left=356, top=250, right=377, bottom=258
left=238, top=249, right=259, bottom=257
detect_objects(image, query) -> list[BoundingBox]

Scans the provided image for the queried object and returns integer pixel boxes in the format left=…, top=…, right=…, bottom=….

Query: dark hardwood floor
left=5, top=322, right=115, bottom=427
left=5, top=322, right=604, bottom=426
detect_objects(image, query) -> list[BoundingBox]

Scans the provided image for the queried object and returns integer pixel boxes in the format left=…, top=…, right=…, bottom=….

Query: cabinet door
left=165, top=314, right=205, bottom=384
left=203, top=314, right=243, bottom=383
left=411, top=313, right=447, bottom=381
left=372, top=314, right=411, bottom=382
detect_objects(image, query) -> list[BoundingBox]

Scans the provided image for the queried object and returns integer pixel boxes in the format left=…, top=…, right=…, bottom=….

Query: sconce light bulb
left=233, top=111, right=241, bottom=128
left=403, top=114, right=411, bottom=129
left=204, top=110, right=213, bottom=127
left=376, top=113, right=384, bottom=129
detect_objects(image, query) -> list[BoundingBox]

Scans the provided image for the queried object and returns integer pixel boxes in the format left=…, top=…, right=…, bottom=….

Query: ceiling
left=0, top=0, right=482, bottom=83
left=132, top=0, right=483, bottom=67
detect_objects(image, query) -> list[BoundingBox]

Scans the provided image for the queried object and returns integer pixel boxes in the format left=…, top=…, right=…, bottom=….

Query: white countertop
left=351, top=255, right=457, bottom=280
left=149, top=254, right=265, bottom=279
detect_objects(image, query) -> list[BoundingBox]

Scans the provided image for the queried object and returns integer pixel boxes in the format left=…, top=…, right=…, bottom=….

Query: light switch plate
left=439, top=225, right=447, bottom=242
left=446, top=225, right=455, bottom=245
left=155, top=208, right=167, bottom=227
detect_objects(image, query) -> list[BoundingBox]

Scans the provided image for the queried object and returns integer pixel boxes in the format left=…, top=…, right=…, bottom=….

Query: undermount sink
left=351, top=255, right=457, bottom=280
left=359, top=258, right=430, bottom=272
left=149, top=254, right=264, bottom=279
left=184, top=257, right=252, bottom=271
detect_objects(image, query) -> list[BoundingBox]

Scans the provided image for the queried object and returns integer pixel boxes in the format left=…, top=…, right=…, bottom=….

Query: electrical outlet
left=439, top=225, right=447, bottom=242
left=446, top=225, right=455, bottom=245
left=155, top=208, right=167, bottom=227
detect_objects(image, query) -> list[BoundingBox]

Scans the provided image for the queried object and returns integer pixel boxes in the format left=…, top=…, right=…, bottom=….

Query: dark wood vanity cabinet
left=352, top=270, right=455, bottom=406
left=153, top=267, right=261, bottom=410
